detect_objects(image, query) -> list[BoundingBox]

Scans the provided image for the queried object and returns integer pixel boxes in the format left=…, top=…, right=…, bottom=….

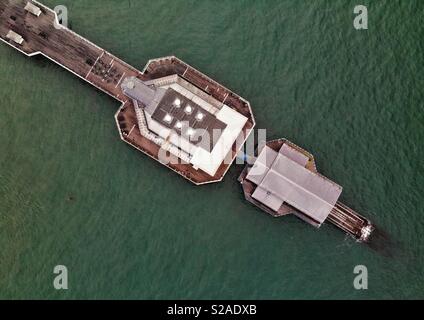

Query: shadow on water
left=365, top=225, right=400, bottom=258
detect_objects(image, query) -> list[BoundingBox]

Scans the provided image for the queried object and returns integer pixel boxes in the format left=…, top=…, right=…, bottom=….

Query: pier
left=0, top=0, right=255, bottom=185
left=1, top=1, right=374, bottom=242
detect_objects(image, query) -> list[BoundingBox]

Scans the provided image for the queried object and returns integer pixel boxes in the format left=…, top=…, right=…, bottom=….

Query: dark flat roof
left=151, top=89, right=227, bottom=151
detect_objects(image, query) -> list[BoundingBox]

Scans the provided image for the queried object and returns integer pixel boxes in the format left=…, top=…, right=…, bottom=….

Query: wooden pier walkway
left=0, top=0, right=143, bottom=101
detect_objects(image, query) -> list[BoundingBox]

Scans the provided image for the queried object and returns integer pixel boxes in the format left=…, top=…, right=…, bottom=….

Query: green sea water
left=0, top=0, right=423, bottom=299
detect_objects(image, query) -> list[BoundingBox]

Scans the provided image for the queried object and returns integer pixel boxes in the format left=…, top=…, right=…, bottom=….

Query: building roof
left=122, top=77, right=156, bottom=106
left=122, top=77, right=227, bottom=152
left=121, top=75, right=248, bottom=177
left=190, top=105, right=247, bottom=176
left=150, top=88, right=227, bottom=152
left=246, top=144, right=342, bottom=224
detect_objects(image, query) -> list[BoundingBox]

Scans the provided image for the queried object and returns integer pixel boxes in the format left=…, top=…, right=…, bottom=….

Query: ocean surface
left=0, top=0, right=423, bottom=299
